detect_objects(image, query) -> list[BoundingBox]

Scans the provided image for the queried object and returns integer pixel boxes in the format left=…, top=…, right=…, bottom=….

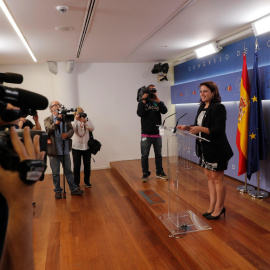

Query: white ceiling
left=1, top=0, right=270, bottom=65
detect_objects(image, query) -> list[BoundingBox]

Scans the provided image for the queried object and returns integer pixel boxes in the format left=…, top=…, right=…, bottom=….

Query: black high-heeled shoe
left=202, top=210, right=213, bottom=217
left=206, top=207, right=226, bottom=220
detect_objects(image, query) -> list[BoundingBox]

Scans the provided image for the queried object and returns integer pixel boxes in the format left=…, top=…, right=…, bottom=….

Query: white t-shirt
left=72, top=119, right=95, bottom=150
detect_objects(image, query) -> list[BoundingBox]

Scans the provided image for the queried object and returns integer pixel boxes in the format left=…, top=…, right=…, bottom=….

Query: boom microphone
left=0, top=86, right=48, bottom=110
left=0, top=72, right=24, bottom=84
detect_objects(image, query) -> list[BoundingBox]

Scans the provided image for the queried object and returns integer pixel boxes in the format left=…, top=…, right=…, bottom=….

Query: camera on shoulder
left=137, top=86, right=157, bottom=102
left=57, top=105, right=75, bottom=122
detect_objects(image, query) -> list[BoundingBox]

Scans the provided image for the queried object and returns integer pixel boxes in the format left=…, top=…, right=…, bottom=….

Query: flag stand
left=237, top=173, right=255, bottom=193
left=249, top=172, right=269, bottom=199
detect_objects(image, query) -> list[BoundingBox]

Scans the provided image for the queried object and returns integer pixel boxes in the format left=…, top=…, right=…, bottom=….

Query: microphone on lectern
left=173, top=113, right=187, bottom=133
left=162, top=112, right=176, bottom=126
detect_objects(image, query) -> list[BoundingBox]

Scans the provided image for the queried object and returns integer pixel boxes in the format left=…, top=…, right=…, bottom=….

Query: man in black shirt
left=137, top=84, right=168, bottom=182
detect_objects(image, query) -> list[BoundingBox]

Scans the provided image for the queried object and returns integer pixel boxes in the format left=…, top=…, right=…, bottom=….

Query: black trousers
left=72, top=148, right=91, bottom=186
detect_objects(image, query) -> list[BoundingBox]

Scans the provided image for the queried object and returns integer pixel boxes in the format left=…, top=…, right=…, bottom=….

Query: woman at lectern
left=177, top=81, right=233, bottom=220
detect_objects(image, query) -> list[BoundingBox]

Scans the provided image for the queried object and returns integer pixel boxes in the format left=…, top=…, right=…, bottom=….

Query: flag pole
left=237, top=173, right=254, bottom=193
left=247, top=39, right=268, bottom=199
left=249, top=171, right=268, bottom=199
left=236, top=49, right=254, bottom=194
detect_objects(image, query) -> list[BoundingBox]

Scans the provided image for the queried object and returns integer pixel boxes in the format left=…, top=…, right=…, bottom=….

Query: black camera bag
left=88, top=131, right=101, bottom=155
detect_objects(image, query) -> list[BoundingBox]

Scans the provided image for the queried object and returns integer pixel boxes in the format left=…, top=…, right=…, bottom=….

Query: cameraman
left=0, top=104, right=46, bottom=270
left=72, top=107, right=95, bottom=188
left=18, top=112, right=41, bottom=131
left=137, top=84, right=168, bottom=182
left=44, top=101, right=84, bottom=199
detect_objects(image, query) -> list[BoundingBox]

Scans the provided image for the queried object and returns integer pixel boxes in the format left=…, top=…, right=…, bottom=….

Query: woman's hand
left=189, top=126, right=201, bottom=135
left=177, top=125, right=186, bottom=131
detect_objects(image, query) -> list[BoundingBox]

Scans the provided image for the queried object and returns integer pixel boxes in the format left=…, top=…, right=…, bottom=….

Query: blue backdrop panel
left=172, top=66, right=270, bottom=104
left=172, top=33, right=270, bottom=192
left=174, top=34, right=270, bottom=85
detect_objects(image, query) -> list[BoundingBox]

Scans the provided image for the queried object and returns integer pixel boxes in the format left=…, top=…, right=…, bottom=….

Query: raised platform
left=111, top=158, right=270, bottom=269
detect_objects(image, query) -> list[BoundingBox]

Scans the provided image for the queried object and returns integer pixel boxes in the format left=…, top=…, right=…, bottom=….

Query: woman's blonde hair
left=74, top=106, right=84, bottom=115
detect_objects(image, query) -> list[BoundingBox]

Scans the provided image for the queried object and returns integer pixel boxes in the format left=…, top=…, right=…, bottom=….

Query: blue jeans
left=140, top=136, right=163, bottom=174
left=49, top=155, right=78, bottom=192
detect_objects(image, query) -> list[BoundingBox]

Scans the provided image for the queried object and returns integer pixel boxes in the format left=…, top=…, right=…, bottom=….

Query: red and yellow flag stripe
left=236, top=54, right=251, bottom=176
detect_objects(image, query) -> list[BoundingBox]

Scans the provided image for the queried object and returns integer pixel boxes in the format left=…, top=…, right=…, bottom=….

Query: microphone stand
left=162, top=112, right=176, bottom=126
left=173, top=113, right=188, bottom=133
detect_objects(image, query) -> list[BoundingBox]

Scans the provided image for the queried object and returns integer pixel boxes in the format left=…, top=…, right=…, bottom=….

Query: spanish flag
left=236, top=54, right=251, bottom=176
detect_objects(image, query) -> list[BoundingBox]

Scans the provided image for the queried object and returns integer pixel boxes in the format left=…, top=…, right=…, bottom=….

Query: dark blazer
left=194, top=102, right=233, bottom=163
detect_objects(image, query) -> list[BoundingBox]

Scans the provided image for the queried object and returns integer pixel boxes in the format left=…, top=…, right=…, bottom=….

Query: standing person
left=72, top=107, right=95, bottom=188
left=18, top=111, right=42, bottom=130
left=177, top=81, right=233, bottom=220
left=44, top=101, right=84, bottom=199
left=137, top=84, right=168, bottom=182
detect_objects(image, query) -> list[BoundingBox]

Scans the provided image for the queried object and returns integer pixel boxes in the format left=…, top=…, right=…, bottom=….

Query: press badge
left=159, top=126, right=164, bottom=136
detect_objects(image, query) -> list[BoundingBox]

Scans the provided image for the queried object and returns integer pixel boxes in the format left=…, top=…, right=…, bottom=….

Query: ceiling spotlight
left=56, top=5, right=69, bottom=14
left=252, top=15, right=270, bottom=36
left=195, top=42, right=222, bottom=59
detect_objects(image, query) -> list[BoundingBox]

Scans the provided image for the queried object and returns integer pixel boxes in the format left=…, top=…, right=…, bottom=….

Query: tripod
left=61, top=137, right=67, bottom=199
left=60, top=118, right=69, bottom=199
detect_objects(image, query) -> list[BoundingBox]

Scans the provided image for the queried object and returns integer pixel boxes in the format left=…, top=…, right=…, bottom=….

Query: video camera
left=0, top=72, right=48, bottom=179
left=57, top=105, right=76, bottom=122
left=137, top=86, right=157, bottom=102
left=0, top=130, right=47, bottom=177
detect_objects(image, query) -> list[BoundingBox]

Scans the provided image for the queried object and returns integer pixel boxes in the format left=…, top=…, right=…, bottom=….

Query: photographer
left=72, top=107, right=95, bottom=188
left=44, top=101, right=84, bottom=199
left=137, top=84, right=168, bottom=182
left=18, top=111, right=41, bottom=131
left=0, top=103, right=46, bottom=270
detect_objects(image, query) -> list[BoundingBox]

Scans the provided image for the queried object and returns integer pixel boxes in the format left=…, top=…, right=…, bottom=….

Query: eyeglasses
left=51, top=103, right=61, bottom=108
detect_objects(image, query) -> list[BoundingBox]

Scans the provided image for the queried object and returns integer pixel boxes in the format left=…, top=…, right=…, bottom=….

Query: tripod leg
left=62, top=154, right=67, bottom=199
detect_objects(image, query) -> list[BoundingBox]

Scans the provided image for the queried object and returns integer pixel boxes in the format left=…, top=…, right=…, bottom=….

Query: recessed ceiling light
left=55, top=26, right=73, bottom=31
left=56, top=5, right=69, bottom=14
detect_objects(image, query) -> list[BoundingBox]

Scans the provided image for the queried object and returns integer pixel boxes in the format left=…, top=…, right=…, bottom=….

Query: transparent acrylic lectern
left=158, top=129, right=212, bottom=237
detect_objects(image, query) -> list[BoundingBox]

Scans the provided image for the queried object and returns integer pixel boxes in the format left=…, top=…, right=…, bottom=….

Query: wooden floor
left=33, top=158, right=270, bottom=270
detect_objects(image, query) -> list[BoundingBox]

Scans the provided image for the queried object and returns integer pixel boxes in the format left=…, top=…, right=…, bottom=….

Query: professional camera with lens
left=20, top=108, right=37, bottom=117
left=0, top=129, right=47, bottom=177
left=57, top=105, right=76, bottom=122
left=0, top=72, right=48, bottom=180
left=137, top=86, right=157, bottom=102
left=78, top=112, right=87, bottom=118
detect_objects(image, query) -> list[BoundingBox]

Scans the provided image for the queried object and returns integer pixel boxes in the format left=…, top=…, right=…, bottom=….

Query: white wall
left=0, top=62, right=175, bottom=173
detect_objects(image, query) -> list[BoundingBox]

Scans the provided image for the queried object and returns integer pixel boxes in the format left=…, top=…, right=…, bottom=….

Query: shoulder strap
left=89, top=131, right=94, bottom=140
